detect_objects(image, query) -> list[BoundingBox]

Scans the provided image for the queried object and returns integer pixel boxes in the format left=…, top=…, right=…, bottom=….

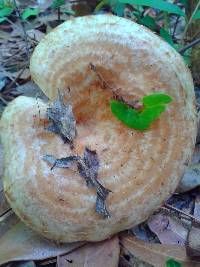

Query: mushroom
left=0, top=15, right=197, bottom=242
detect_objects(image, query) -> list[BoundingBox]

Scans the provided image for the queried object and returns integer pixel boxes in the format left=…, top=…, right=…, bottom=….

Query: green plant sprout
left=21, top=8, right=40, bottom=20
left=110, top=93, right=173, bottom=131
left=166, top=258, right=182, bottom=267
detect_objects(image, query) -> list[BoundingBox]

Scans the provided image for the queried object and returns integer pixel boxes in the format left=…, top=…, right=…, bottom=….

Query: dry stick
left=0, top=208, right=13, bottom=221
left=89, top=63, right=115, bottom=92
left=0, top=95, right=8, bottom=105
left=12, top=0, right=30, bottom=59
left=58, top=6, right=61, bottom=22
left=181, top=0, right=200, bottom=45
left=172, top=15, right=180, bottom=40
left=162, top=203, right=200, bottom=225
left=89, top=63, right=142, bottom=109
left=3, top=66, right=28, bottom=92
left=179, top=37, right=200, bottom=54
left=191, top=29, right=200, bottom=40
left=3, top=47, right=26, bottom=64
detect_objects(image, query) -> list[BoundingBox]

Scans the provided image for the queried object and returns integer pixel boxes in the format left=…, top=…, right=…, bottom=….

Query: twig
left=3, top=65, right=28, bottom=93
left=58, top=6, right=61, bottom=22
left=0, top=208, right=13, bottom=220
left=2, top=47, right=25, bottom=64
left=162, top=203, right=200, bottom=225
left=191, top=29, right=200, bottom=40
left=181, top=0, right=200, bottom=45
left=12, top=0, right=30, bottom=59
left=172, top=15, right=180, bottom=40
left=89, top=63, right=142, bottom=109
left=89, top=62, right=115, bottom=91
left=179, top=37, right=200, bottom=54
left=0, top=95, right=8, bottom=105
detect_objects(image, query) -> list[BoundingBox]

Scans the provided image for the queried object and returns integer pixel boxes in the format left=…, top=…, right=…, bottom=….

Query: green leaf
left=140, top=104, right=166, bottom=125
left=159, top=28, right=175, bottom=48
left=110, top=99, right=148, bottom=130
left=119, top=0, right=185, bottom=16
left=0, top=16, right=6, bottom=22
left=51, top=0, right=65, bottom=9
left=166, top=258, right=182, bottom=267
left=21, top=8, right=39, bottom=20
left=63, top=10, right=76, bottom=15
left=192, top=10, right=200, bottom=21
left=0, top=7, right=13, bottom=17
left=110, top=93, right=172, bottom=131
left=178, top=0, right=188, bottom=8
left=0, top=0, right=4, bottom=8
left=110, top=95, right=172, bottom=131
left=142, top=93, right=173, bottom=106
left=0, top=0, right=13, bottom=8
left=112, top=2, right=125, bottom=16
left=132, top=10, right=142, bottom=19
left=138, top=15, right=157, bottom=30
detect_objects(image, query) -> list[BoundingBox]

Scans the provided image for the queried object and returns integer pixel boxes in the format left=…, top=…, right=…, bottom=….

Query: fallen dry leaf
left=0, top=143, right=3, bottom=178
left=186, top=196, right=200, bottom=260
left=177, top=145, right=200, bottom=193
left=120, top=234, right=200, bottom=267
left=26, top=29, right=45, bottom=43
left=10, top=68, right=30, bottom=80
left=16, top=81, right=48, bottom=100
left=0, top=143, right=11, bottom=216
left=132, top=223, right=156, bottom=242
left=196, top=112, right=200, bottom=145
left=14, top=261, right=36, bottom=267
left=177, top=164, right=200, bottom=193
left=191, top=146, right=200, bottom=164
left=147, top=214, right=188, bottom=245
left=0, top=216, right=84, bottom=265
left=57, top=236, right=120, bottom=267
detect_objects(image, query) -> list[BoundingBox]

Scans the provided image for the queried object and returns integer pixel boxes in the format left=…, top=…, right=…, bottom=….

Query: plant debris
left=77, top=148, right=111, bottom=217
left=43, top=154, right=80, bottom=170
left=89, top=62, right=143, bottom=110
left=186, top=195, right=200, bottom=259
left=57, top=236, right=120, bottom=267
left=147, top=213, right=188, bottom=245
left=43, top=147, right=111, bottom=218
left=46, top=89, right=76, bottom=147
